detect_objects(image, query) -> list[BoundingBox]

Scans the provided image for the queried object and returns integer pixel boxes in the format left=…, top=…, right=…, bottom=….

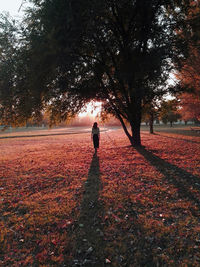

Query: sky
left=0, top=0, right=26, bottom=18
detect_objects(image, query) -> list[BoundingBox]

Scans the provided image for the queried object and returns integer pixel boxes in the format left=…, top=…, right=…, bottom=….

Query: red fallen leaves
left=23, top=255, right=34, bottom=265
left=0, top=128, right=200, bottom=265
left=50, top=254, right=64, bottom=263
left=36, top=249, right=48, bottom=262
left=57, top=219, right=73, bottom=229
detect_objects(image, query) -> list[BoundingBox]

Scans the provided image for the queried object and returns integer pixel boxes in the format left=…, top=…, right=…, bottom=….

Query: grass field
left=0, top=126, right=200, bottom=266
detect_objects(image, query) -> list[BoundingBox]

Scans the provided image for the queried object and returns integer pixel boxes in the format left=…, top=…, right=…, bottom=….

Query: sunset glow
left=78, top=101, right=102, bottom=117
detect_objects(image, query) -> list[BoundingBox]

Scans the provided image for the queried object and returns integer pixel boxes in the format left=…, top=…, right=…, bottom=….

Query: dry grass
left=0, top=128, right=200, bottom=266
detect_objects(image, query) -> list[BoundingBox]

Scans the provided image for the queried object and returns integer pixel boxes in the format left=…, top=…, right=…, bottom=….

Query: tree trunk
left=131, top=122, right=141, bottom=146
left=130, top=102, right=142, bottom=146
left=114, top=97, right=142, bottom=147
left=116, top=112, right=141, bottom=147
left=116, top=113, right=135, bottom=146
left=149, top=113, right=154, bottom=134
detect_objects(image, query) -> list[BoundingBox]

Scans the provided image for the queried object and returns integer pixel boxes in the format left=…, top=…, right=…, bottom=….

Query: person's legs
left=93, top=134, right=99, bottom=152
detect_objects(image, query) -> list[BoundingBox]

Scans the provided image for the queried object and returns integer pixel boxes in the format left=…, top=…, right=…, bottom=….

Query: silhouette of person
left=91, top=122, right=100, bottom=153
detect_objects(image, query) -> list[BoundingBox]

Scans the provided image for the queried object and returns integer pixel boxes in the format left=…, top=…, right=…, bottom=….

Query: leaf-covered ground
left=0, top=128, right=200, bottom=266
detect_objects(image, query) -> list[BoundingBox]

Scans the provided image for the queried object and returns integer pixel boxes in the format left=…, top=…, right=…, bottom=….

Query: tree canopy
left=174, top=0, right=200, bottom=124
left=0, top=0, right=195, bottom=145
left=159, top=99, right=181, bottom=127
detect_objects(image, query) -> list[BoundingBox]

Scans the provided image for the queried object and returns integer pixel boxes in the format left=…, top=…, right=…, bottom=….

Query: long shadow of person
left=72, top=153, right=105, bottom=266
left=136, top=146, right=200, bottom=217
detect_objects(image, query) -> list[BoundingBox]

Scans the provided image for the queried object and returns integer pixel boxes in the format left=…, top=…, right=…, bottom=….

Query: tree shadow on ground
left=142, top=127, right=200, bottom=137
left=136, top=146, right=200, bottom=217
left=71, top=153, right=105, bottom=267
left=154, top=132, right=200, bottom=144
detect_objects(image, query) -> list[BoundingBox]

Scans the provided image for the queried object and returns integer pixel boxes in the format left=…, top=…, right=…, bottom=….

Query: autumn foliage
left=178, top=93, right=200, bottom=121
left=0, top=128, right=200, bottom=266
left=175, top=1, right=200, bottom=122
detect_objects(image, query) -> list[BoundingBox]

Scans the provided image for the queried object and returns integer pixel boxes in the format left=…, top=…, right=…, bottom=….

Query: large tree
left=0, top=13, right=45, bottom=127
left=0, top=0, right=179, bottom=145
left=159, top=99, right=181, bottom=127
left=0, top=14, right=19, bottom=126
left=142, top=100, right=159, bottom=134
left=178, top=93, right=200, bottom=123
left=173, top=0, right=200, bottom=124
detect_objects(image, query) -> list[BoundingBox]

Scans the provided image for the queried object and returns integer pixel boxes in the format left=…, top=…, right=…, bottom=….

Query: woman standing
left=91, top=122, right=100, bottom=153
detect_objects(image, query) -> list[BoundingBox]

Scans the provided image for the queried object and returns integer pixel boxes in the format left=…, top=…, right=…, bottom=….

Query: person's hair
left=93, top=122, right=98, bottom=129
